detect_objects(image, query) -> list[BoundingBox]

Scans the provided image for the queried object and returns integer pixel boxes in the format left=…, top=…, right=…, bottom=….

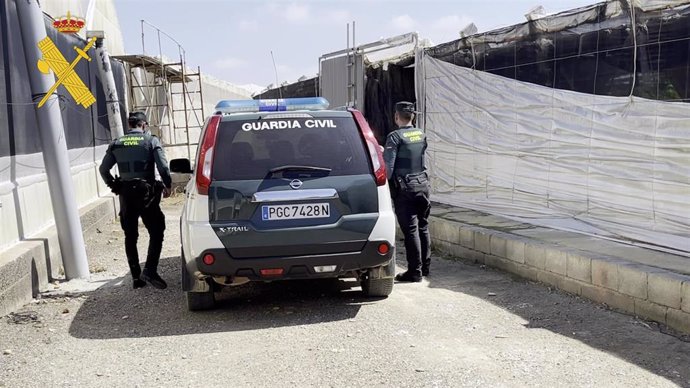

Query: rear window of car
left=211, top=116, right=371, bottom=181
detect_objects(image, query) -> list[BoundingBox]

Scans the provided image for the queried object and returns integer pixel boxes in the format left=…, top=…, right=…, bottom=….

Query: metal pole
left=197, top=66, right=205, bottom=118
left=192, top=65, right=204, bottom=162
left=318, top=56, right=323, bottom=97
left=353, top=21, right=357, bottom=109
left=141, top=19, right=146, bottom=55
left=127, top=66, right=135, bottom=111
left=346, top=23, right=351, bottom=106
left=166, top=63, right=175, bottom=143
left=121, top=63, right=130, bottom=115
left=158, top=29, right=167, bottom=142
left=16, top=0, right=90, bottom=279
left=92, top=33, right=124, bottom=139
left=180, top=54, right=190, bottom=160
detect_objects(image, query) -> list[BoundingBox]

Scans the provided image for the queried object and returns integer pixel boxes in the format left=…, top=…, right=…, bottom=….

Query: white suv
left=171, top=98, right=396, bottom=310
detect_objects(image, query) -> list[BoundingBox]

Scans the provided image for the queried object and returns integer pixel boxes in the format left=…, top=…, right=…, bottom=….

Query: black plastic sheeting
left=363, top=63, right=416, bottom=145
left=254, top=65, right=416, bottom=146
left=251, top=2, right=688, bottom=147
left=425, top=1, right=690, bottom=102
left=0, top=0, right=128, bottom=158
left=253, top=77, right=319, bottom=100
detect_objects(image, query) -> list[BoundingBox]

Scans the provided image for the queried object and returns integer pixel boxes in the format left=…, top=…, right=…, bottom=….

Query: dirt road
left=1, top=197, right=689, bottom=387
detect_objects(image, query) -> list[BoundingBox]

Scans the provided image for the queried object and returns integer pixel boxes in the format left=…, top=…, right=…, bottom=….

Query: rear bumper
left=192, top=241, right=394, bottom=282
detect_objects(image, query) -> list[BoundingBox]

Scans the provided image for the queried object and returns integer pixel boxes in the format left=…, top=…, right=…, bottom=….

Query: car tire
left=361, top=276, right=394, bottom=297
left=186, top=289, right=215, bottom=311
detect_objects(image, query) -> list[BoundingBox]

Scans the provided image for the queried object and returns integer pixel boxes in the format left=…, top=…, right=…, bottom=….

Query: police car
left=171, top=97, right=396, bottom=310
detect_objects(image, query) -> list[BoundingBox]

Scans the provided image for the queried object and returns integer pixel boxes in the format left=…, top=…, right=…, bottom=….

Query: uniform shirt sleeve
left=98, top=143, right=117, bottom=187
left=383, top=131, right=401, bottom=180
left=151, top=136, right=172, bottom=188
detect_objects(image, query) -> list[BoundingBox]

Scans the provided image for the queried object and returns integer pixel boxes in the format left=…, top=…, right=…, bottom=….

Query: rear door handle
left=251, top=189, right=339, bottom=203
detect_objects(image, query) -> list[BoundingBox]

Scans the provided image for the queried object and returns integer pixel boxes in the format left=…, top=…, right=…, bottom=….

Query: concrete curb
left=0, top=196, right=117, bottom=317
left=429, top=214, right=690, bottom=335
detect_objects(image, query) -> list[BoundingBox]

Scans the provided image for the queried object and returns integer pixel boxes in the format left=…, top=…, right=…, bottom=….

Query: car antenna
left=270, top=50, right=283, bottom=106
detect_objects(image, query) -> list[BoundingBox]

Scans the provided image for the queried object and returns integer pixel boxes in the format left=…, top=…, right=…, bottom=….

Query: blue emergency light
left=214, top=97, right=330, bottom=113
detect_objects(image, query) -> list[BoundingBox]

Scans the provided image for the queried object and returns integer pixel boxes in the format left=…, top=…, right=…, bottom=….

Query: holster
left=121, top=179, right=160, bottom=208
left=395, top=171, right=429, bottom=194
left=110, top=176, right=123, bottom=195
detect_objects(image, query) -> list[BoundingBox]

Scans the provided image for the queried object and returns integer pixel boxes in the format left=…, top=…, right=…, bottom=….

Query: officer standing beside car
left=99, top=112, right=172, bottom=290
left=383, top=101, right=431, bottom=282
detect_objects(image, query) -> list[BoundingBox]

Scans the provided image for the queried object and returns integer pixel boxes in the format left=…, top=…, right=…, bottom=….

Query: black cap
left=395, top=101, right=415, bottom=114
left=128, top=111, right=147, bottom=127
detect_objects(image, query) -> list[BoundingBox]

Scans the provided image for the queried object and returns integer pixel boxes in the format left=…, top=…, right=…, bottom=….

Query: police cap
left=128, top=111, right=148, bottom=126
left=395, top=101, right=415, bottom=114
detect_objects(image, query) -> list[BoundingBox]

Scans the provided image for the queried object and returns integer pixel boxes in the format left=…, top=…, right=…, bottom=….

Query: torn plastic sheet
left=634, top=0, right=690, bottom=11
left=422, top=56, right=689, bottom=256
left=427, top=1, right=690, bottom=67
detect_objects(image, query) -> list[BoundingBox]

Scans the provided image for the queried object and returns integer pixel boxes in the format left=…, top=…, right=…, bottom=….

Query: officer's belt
left=120, top=179, right=161, bottom=208
left=394, top=171, right=429, bottom=193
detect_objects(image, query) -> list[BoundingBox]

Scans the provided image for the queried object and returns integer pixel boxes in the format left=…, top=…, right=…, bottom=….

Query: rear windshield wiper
left=268, top=165, right=332, bottom=178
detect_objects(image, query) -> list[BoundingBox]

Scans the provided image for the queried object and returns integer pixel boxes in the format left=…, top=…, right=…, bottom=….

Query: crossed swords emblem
left=36, top=36, right=97, bottom=109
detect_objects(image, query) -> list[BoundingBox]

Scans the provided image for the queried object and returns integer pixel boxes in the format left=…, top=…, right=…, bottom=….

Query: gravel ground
left=1, top=196, right=689, bottom=388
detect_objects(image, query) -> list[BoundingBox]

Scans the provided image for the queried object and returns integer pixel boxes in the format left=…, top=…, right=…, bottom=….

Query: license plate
left=261, top=203, right=330, bottom=221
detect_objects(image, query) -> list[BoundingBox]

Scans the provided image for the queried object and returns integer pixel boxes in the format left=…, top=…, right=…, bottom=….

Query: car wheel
left=361, top=275, right=394, bottom=297
left=186, top=289, right=215, bottom=311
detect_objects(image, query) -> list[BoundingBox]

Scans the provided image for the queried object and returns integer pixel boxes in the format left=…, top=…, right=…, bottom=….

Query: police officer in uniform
left=99, top=112, right=172, bottom=289
left=384, top=101, right=431, bottom=282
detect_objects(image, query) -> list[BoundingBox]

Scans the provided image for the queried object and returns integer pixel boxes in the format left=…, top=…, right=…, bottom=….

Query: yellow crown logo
left=52, top=11, right=85, bottom=34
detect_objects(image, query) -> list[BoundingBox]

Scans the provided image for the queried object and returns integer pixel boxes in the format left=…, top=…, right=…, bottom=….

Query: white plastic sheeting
left=421, top=56, right=690, bottom=255
left=40, top=0, right=125, bottom=55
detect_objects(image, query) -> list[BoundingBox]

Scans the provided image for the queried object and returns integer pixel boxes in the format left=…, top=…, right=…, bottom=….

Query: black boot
left=395, top=271, right=422, bottom=283
left=133, top=278, right=147, bottom=289
left=141, top=268, right=168, bottom=289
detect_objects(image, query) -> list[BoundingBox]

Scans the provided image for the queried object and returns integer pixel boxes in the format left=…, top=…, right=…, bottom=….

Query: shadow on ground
left=421, top=250, right=690, bottom=386
left=68, top=241, right=690, bottom=385
left=68, top=255, right=372, bottom=340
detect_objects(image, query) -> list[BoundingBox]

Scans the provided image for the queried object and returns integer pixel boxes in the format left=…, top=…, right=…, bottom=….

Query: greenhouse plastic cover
left=420, top=56, right=689, bottom=255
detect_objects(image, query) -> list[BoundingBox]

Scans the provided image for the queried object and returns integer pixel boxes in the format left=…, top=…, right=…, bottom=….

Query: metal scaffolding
left=111, top=20, right=204, bottom=161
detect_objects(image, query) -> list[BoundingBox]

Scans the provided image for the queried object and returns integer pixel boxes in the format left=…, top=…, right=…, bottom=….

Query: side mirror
left=170, top=158, right=193, bottom=174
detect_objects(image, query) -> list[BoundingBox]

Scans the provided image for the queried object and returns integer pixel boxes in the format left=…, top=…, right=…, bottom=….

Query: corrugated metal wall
left=319, top=54, right=364, bottom=110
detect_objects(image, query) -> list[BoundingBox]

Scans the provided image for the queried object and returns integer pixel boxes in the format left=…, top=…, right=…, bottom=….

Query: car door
left=208, top=112, right=380, bottom=259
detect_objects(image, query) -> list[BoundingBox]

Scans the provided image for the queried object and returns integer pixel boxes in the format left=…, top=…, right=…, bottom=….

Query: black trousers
left=393, top=189, right=431, bottom=276
left=118, top=180, right=165, bottom=279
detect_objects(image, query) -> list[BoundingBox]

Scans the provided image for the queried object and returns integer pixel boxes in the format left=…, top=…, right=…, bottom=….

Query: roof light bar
left=214, top=97, right=330, bottom=113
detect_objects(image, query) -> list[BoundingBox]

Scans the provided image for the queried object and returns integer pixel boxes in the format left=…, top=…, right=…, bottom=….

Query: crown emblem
left=52, top=11, right=85, bottom=34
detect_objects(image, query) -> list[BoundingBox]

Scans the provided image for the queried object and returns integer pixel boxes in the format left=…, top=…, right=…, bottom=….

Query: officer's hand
left=110, top=178, right=122, bottom=195
left=163, top=187, right=172, bottom=198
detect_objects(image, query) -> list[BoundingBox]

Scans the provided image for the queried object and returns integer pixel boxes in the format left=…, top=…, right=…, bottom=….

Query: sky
left=113, top=0, right=598, bottom=91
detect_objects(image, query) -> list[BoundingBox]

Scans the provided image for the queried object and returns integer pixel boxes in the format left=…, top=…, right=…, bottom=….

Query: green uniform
left=383, top=126, right=427, bottom=181
left=99, top=128, right=171, bottom=283
left=383, top=125, right=431, bottom=278
left=99, top=129, right=171, bottom=188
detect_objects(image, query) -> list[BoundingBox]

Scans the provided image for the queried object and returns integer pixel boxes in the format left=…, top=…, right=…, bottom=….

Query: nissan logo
left=289, top=179, right=303, bottom=190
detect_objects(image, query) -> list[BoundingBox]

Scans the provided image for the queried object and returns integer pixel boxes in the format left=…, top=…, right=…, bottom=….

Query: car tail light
left=350, top=109, right=387, bottom=186
left=260, top=268, right=284, bottom=276
left=202, top=253, right=215, bottom=266
left=195, top=114, right=222, bottom=195
left=377, top=243, right=390, bottom=255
